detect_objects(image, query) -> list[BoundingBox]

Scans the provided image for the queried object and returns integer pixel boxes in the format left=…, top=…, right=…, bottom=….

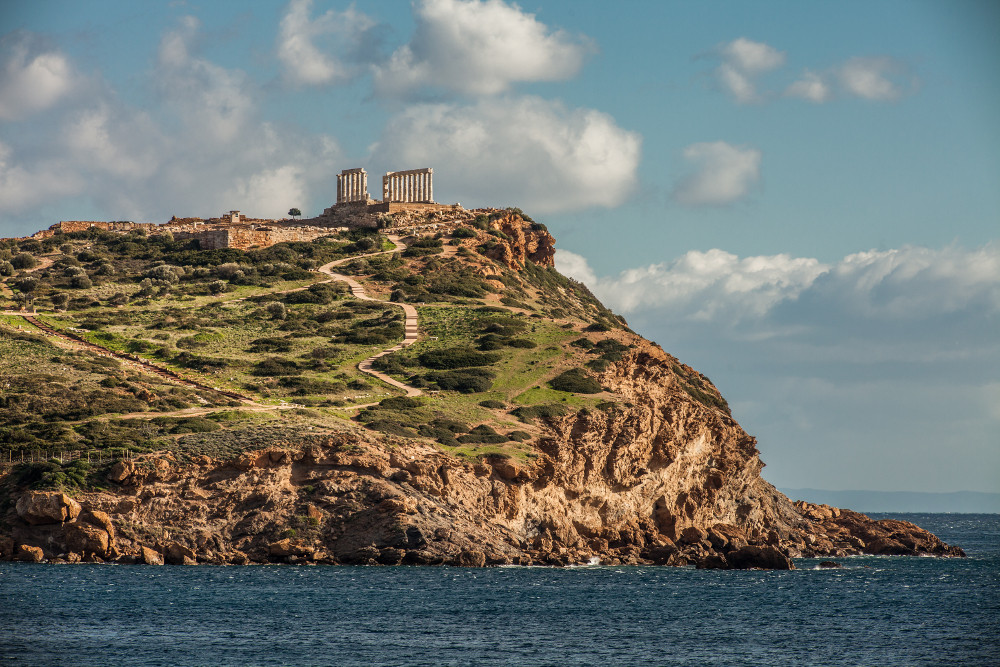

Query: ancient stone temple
left=322, top=165, right=456, bottom=224
left=383, top=168, right=433, bottom=203
left=337, top=168, right=368, bottom=204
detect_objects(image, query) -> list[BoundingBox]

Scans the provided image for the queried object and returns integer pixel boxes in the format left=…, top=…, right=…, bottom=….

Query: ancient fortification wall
left=31, top=221, right=159, bottom=239
left=173, top=225, right=337, bottom=251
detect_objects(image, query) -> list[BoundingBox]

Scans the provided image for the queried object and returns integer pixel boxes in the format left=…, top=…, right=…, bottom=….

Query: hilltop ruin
left=27, top=166, right=465, bottom=251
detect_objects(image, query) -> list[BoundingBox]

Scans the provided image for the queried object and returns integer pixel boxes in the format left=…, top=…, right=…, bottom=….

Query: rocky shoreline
left=2, top=433, right=963, bottom=569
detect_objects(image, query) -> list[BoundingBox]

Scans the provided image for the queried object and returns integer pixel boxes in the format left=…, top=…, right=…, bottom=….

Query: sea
left=1, top=513, right=997, bottom=666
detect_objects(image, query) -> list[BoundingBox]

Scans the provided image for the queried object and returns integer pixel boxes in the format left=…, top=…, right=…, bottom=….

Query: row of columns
left=382, top=168, right=433, bottom=203
left=337, top=169, right=368, bottom=204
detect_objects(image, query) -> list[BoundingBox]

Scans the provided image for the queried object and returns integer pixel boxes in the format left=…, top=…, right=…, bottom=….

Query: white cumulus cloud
left=277, top=0, right=377, bottom=87
left=713, top=37, right=785, bottom=104
left=0, top=21, right=343, bottom=225
left=835, top=56, right=906, bottom=101
left=370, top=96, right=640, bottom=213
left=373, top=0, right=590, bottom=98
left=784, top=69, right=831, bottom=103
left=724, top=37, right=786, bottom=74
left=0, top=32, right=77, bottom=121
left=706, top=39, right=912, bottom=105
left=672, top=141, right=762, bottom=206
left=557, top=248, right=828, bottom=321
left=556, top=243, right=1000, bottom=344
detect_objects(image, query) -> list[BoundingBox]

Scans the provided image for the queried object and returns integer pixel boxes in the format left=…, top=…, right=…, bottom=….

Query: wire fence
left=0, top=448, right=133, bottom=467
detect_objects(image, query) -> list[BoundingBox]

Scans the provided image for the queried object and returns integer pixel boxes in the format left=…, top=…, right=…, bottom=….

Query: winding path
left=317, top=235, right=423, bottom=397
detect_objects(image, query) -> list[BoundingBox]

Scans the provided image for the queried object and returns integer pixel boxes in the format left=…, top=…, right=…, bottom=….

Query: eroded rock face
left=16, top=491, right=81, bottom=525
left=482, top=213, right=556, bottom=269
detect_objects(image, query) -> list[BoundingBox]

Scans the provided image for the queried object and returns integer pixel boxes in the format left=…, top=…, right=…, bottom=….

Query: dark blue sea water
left=2, top=513, right=998, bottom=666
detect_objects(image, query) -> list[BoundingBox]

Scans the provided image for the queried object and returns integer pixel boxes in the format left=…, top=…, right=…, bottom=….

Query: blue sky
left=1, top=0, right=997, bottom=493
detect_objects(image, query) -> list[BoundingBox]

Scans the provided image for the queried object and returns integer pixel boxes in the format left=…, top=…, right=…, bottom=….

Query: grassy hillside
left=1, top=211, right=727, bottom=490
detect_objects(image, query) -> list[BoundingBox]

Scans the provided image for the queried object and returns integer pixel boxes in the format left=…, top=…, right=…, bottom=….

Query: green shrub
left=417, top=424, right=459, bottom=446
left=457, top=430, right=509, bottom=445
left=278, top=377, right=346, bottom=395
left=378, top=396, right=422, bottom=410
left=478, top=399, right=506, bottom=409
left=423, top=368, right=494, bottom=393
left=506, top=338, right=537, bottom=349
left=418, top=347, right=500, bottom=370
left=253, top=357, right=301, bottom=376
left=248, top=337, right=293, bottom=353
left=586, top=358, right=610, bottom=372
left=70, top=275, right=93, bottom=289
left=12, top=253, right=38, bottom=269
left=451, top=227, right=477, bottom=238
left=266, top=302, right=288, bottom=320
left=364, top=419, right=418, bottom=438
left=284, top=283, right=339, bottom=304
left=169, top=417, right=220, bottom=434
left=431, top=418, right=469, bottom=433
left=549, top=368, right=603, bottom=394
left=680, top=384, right=731, bottom=415
left=408, top=237, right=443, bottom=248
left=511, top=404, right=568, bottom=424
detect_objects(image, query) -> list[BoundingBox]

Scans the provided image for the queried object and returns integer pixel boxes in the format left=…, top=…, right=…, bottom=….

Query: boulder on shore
left=63, top=522, right=111, bottom=558
left=727, top=545, right=794, bottom=570
left=15, top=544, right=45, bottom=562
left=16, top=491, right=81, bottom=525
left=165, top=542, right=197, bottom=565
left=140, top=546, right=164, bottom=565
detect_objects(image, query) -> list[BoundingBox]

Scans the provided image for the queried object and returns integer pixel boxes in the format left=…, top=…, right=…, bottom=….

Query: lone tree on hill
left=288, top=208, right=301, bottom=220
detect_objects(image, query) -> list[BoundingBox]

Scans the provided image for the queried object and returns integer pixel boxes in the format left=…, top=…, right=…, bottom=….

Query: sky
left=1, top=0, right=997, bottom=493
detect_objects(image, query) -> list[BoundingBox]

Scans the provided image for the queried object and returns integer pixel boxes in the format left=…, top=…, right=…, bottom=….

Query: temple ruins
left=336, top=168, right=369, bottom=205
left=323, top=166, right=458, bottom=222
left=383, top=168, right=433, bottom=203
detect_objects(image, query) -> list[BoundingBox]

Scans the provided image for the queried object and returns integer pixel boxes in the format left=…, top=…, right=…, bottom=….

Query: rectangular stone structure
left=382, top=168, right=433, bottom=204
left=337, top=168, right=368, bottom=204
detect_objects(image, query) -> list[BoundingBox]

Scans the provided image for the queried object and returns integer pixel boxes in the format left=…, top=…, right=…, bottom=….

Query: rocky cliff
left=0, top=213, right=962, bottom=568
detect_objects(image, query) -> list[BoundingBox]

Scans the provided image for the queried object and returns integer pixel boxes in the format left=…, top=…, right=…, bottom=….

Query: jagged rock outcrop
left=482, top=212, right=556, bottom=268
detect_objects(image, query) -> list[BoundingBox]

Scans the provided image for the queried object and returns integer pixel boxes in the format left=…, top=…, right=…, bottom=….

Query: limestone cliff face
left=482, top=213, right=556, bottom=269
left=2, top=340, right=962, bottom=567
